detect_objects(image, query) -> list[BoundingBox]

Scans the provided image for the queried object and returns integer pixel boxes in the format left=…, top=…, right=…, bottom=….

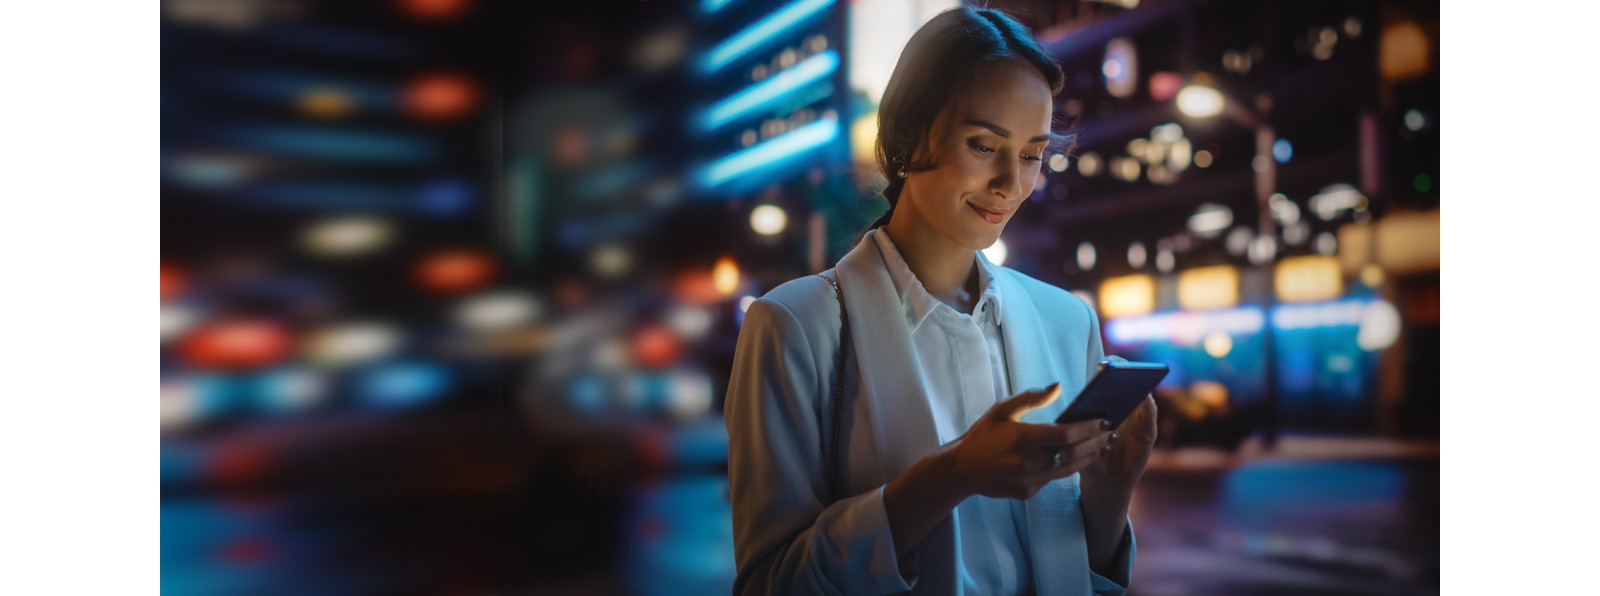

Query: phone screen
left=1055, top=361, right=1168, bottom=427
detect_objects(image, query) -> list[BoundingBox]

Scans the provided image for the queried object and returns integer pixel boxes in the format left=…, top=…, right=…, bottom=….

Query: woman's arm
left=882, top=442, right=967, bottom=562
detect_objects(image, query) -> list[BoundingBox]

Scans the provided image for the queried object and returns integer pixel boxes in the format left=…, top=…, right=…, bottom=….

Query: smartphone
left=1054, top=359, right=1169, bottom=427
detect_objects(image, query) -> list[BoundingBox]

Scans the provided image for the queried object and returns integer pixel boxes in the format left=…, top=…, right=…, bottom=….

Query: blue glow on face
left=703, top=0, right=835, bottom=73
left=703, top=50, right=838, bottom=131
left=1273, top=138, right=1293, bottom=163
left=701, top=117, right=839, bottom=186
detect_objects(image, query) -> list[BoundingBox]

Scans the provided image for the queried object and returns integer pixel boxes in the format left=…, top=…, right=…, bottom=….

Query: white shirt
left=872, top=230, right=1034, bottom=596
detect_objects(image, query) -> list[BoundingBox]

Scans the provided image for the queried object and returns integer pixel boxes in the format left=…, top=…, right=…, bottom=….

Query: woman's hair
left=868, top=6, right=1069, bottom=231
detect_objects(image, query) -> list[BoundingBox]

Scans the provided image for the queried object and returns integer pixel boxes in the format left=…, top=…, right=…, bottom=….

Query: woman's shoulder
left=746, top=272, right=845, bottom=333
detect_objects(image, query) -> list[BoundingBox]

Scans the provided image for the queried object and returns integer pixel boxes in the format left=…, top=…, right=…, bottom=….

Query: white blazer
left=726, top=233, right=1134, bottom=596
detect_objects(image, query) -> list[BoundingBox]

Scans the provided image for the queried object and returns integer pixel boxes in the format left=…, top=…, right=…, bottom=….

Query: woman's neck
left=882, top=215, right=979, bottom=310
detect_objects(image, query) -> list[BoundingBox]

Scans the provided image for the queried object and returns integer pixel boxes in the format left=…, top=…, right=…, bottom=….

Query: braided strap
left=814, top=272, right=849, bottom=501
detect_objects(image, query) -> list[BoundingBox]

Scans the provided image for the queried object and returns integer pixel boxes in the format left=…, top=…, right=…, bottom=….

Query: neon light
left=702, top=0, right=737, bottom=13
left=1270, top=299, right=1369, bottom=331
left=702, top=116, right=839, bottom=186
left=704, top=50, right=837, bottom=130
left=226, top=126, right=434, bottom=164
left=1105, top=306, right=1265, bottom=345
left=704, top=0, right=835, bottom=73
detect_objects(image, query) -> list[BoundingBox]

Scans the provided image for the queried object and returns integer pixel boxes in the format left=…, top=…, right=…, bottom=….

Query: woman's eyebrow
left=963, top=119, right=1050, bottom=143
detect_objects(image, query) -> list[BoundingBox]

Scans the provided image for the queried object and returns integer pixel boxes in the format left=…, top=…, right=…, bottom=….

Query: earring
left=897, top=166, right=908, bottom=179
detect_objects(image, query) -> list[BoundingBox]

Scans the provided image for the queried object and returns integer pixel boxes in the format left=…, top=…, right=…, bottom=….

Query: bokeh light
left=982, top=238, right=1008, bottom=266
left=416, top=250, right=495, bottom=294
left=404, top=73, right=479, bottom=120
left=750, top=204, right=788, bottom=235
left=1176, top=84, right=1224, bottom=118
left=179, top=319, right=292, bottom=371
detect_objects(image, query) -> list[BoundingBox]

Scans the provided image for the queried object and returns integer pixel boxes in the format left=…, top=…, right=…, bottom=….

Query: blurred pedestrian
left=725, top=7, right=1156, bottom=596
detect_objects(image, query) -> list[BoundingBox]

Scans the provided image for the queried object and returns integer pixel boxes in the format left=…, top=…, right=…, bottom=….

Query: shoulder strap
left=813, top=272, right=849, bottom=502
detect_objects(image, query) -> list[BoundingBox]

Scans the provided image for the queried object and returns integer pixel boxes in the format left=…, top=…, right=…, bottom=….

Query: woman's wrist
left=882, top=443, right=972, bottom=559
left=896, top=443, right=971, bottom=510
left=1078, top=466, right=1137, bottom=507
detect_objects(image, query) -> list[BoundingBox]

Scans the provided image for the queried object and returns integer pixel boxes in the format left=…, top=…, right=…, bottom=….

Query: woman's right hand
left=942, top=383, right=1116, bottom=501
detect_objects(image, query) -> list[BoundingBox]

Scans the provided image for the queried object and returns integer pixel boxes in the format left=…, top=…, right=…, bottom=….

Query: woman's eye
left=1022, top=154, right=1044, bottom=163
left=968, top=140, right=995, bottom=155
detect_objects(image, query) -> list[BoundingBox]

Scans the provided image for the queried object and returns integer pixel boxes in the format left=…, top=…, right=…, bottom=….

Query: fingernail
left=1099, top=420, right=1111, bottom=431
left=1107, top=432, right=1119, bottom=444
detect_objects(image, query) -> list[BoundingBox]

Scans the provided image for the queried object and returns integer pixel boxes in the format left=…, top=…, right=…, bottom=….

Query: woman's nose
left=993, top=158, right=1025, bottom=200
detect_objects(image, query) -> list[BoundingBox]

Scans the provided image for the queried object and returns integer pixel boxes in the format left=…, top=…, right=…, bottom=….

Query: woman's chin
left=962, top=228, right=1005, bottom=252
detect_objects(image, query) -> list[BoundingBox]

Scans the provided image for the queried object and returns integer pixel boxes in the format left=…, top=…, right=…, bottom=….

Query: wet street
left=1126, top=438, right=1439, bottom=596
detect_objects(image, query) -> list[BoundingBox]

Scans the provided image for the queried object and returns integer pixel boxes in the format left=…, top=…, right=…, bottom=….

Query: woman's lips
left=968, top=202, right=1006, bottom=224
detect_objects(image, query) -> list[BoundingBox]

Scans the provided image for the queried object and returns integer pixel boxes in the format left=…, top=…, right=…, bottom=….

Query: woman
left=725, top=7, right=1156, bottom=595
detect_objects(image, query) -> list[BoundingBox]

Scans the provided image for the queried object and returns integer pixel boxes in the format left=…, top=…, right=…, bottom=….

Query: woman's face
left=899, top=58, right=1054, bottom=252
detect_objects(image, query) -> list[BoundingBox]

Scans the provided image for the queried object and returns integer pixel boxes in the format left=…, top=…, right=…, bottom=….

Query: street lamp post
left=1177, top=83, right=1281, bottom=450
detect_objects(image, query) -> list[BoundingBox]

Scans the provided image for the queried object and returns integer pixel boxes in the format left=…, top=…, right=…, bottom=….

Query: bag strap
left=814, top=272, right=849, bottom=501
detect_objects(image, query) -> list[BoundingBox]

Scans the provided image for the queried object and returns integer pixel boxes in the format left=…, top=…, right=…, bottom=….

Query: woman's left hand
left=1079, top=393, right=1157, bottom=498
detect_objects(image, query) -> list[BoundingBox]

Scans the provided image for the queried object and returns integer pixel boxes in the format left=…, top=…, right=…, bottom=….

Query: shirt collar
left=870, top=228, right=1004, bottom=331
left=974, top=249, right=1004, bottom=321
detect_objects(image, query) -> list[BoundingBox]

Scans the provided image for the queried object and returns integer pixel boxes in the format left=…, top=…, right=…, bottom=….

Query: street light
left=1176, top=85, right=1223, bottom=118
left=1173, top=82, right=1277, bottom=247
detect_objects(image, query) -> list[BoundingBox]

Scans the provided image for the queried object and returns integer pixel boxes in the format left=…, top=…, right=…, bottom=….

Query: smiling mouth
left=968, top=202, right=1007, bottom=224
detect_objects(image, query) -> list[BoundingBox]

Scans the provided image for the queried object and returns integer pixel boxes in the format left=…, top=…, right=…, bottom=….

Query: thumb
left=996, top=382, right=1062, bottom=421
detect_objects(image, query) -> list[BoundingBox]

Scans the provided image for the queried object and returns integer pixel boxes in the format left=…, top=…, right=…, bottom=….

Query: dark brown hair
left=868, top=6, right=1070, bottom=230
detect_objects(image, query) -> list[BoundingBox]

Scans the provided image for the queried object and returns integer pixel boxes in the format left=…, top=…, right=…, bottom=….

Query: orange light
left=1099, top=274, right=1155, bottom=318
left=1379, top=21, right=1431, bottom=82
left=712, top=257, right=740, bottom=297
left=179, top=320, right=292, bottom=370
left=297, top=89, right=354, bottom=119
left=674, top=271, right=723, bottom=305
left=1274, top=255, right=1343, bottom=303
left=161, top=265, right=185, bottom=302
left=1176, top=265, right=1239, bottom=311
left=404, top=73, right=478, bottom=121
left=400, top=0, right=471, bottom=20
left=416, top=250, right=495, bottom=294
left=1191, top=380, right=1229, bottom=410
left=631, top=325, right=683, bottom=369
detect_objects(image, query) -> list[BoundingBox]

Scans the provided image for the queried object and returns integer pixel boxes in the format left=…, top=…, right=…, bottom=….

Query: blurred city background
left=161, top=0, right=1439, bottom=594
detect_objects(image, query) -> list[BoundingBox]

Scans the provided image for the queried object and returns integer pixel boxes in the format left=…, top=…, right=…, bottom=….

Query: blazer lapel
left=832, top=232, right=942, bottom=484
left=834, top=233, right=959, bottom=593
left=988, top=264, right=1094, bottom=596
left=987, top=264, right=1065, bottom=424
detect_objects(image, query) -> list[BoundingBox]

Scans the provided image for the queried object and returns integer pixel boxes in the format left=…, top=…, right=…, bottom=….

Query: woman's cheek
left=944, top=154, right=988, bottom=190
